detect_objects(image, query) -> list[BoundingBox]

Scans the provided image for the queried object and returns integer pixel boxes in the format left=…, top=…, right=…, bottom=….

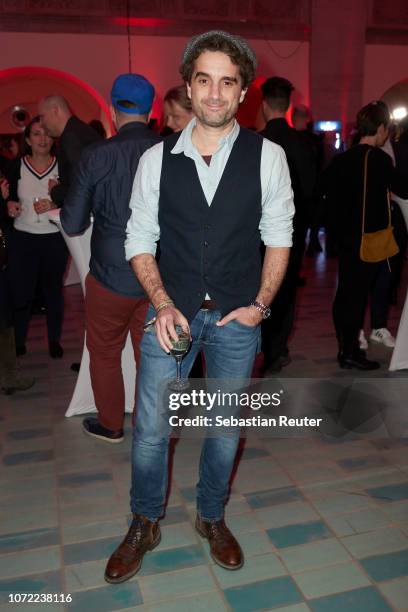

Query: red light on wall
left=0, top=66, right=114, bottom=134
left=112, top=17, right=173, bottom=28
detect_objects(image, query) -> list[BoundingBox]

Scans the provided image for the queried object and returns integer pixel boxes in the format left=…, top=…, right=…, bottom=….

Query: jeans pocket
left=227, top=319, right=261, bottom=354
left=228, top=319, right=259, bottom=331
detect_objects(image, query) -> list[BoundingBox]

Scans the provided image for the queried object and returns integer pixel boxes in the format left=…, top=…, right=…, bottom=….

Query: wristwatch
left=250, top=300, right=271, bottom=319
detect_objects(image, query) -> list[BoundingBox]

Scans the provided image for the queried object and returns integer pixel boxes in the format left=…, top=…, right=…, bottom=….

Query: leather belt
left=200, top=300, right=217, bottom=310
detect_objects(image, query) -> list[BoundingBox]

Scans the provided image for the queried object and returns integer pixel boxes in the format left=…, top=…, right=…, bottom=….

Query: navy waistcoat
left=158, top=127, right=263, bottom=322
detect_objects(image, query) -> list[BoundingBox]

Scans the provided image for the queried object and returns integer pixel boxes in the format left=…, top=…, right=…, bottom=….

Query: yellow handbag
left=360, top=149, right=399, bottom=263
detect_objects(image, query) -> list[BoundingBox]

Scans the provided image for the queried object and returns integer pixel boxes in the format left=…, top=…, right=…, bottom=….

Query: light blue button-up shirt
left=125, top=118, right=294, bottom=260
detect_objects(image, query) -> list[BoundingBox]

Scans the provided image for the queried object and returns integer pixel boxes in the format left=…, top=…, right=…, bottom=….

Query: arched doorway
left=0, top=66, right=112, bottom=136
left=381, top=79, right=408, bottom=121
left=0, top=67, right=112, bottom=287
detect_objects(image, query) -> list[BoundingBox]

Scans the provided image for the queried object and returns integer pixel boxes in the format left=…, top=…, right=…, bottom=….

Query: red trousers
left=85, top=274, right=149, bottom=431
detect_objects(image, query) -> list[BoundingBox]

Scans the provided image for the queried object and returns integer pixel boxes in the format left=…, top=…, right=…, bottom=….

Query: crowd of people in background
left=0, top=29, right=408, bottom=584
left=1, top=55, right=408, bottom=395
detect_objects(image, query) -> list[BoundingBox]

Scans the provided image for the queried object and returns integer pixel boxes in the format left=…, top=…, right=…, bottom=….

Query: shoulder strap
left=362, top=148, right=392, bottom=235
left=386, top=190, right=392, bottom=227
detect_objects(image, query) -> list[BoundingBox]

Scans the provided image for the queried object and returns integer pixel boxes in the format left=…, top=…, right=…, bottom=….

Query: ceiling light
left=391, top=107, right=407, bottom=121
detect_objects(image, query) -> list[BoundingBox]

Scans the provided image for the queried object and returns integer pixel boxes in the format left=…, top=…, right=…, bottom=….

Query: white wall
left=363, top=44, right=408, bottom=103
left=3, top=32, right=408, bottom=126
left=0, top=32, right=310, bottom=121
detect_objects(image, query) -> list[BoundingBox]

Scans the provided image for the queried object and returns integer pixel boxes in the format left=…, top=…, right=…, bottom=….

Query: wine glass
left=50, top=174, right=59, bottom=187
left=33, top=197, right=41, bottom=223
left=168, top=325, right=191, bottom=391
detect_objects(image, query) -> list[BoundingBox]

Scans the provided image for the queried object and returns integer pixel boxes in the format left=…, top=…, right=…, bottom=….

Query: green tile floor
left=0, top=253, right=407, bottom=611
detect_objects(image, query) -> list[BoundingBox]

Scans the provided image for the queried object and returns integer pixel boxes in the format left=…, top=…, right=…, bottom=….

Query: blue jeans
left=131, top=305, right=260, bottom=522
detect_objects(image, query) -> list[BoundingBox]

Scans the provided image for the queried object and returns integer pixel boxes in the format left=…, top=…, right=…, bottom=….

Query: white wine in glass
left=33, top=197, right=41, bottom=223
left=169, top=325, right=191, bottom=391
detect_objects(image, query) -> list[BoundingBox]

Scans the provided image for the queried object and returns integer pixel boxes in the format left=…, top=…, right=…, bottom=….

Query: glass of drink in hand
left=169, top=325, right=191, bottom=391
left=33, top=197, right=41, bottom=223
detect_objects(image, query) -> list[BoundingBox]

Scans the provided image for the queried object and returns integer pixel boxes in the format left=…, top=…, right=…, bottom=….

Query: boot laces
left=208, top=520, right=230, bottom=545
left=126, top=517, right=148, bottom=550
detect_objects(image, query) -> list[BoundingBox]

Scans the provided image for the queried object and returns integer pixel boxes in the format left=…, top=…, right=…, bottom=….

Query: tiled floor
left=1, top=250, right=407, bottom=611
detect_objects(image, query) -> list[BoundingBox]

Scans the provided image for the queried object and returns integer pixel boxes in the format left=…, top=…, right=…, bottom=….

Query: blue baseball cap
left=111, top=73, right=155, bottom=115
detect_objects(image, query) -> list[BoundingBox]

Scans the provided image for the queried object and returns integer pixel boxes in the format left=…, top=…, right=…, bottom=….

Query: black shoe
left=338, top=352, right=380, bottom=370
left=1, top=376, right=35, bottom=395
left=49, top=342, right=63, bottom=358
left=16, top=344, right=26, bottom=357
left=264, top=354, right=291, bottom=375
left=70, top=362, right=80, bottom=372
left=31, top=304, right=46, bottom=315
left=82, top=417, right=124, bottom=443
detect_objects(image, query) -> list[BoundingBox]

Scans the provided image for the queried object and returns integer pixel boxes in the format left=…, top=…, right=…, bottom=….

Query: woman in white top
left=6, top=116, right=68, bottom=358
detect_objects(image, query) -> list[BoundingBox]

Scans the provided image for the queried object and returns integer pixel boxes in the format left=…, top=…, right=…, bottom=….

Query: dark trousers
left=261, top=273, right=296, bottom=364
left=261, top=225, right=305, bottom=365
left=370, top=260, right=393, bottom=329
left=0, top=269, right=12, bottom=329
left=8, top=230, right=68, bottom=346
left=85, top=274, right=149, bottom=431
left=369, top=203, right=407, bottom=329
left=391, top=202, right=408, bottom=292
left=333, top=248, right=380, bottom=354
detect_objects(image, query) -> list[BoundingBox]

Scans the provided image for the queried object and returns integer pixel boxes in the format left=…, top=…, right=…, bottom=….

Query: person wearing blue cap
left=61, top=73, right=160, bottom=443
left=105, top=31, right=294, bottom=582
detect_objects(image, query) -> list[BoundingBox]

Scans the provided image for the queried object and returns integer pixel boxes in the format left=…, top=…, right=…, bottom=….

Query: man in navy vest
left=105, top=31, right=295, bottom=583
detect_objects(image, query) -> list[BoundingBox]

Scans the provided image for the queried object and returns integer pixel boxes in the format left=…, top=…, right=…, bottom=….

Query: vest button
left=204, top=224, right=211, bottom=230
left=204, top=275, right=208, bottom=281
left=204, top=241, right=209, bottom=247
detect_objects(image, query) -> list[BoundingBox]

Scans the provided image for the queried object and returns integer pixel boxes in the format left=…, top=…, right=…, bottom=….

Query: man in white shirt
left=105, top=30, right=294, bottom=583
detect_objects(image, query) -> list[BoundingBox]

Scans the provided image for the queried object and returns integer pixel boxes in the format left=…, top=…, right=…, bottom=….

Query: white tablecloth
left=390, top=287, right=408, bottom=371
left=64, top=257, right=81, bottom=287
left=388, top=196, right=408, bottom=371
left=393, top=195, right=408, bottom=233
left=48, top=209, right=136, bottom=416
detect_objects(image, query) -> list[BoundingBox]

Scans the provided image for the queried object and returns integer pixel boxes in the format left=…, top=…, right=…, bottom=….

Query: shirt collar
left=118, top=121, right=148, bottom=133
left=171, top=117, right=240, bottom=157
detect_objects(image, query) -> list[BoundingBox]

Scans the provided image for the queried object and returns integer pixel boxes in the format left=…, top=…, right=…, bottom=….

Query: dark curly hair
left=180, top=31, right=256, bottom=90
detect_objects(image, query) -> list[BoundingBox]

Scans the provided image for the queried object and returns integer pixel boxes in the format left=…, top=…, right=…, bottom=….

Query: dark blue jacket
left=61, top=121, right=160, bottom=297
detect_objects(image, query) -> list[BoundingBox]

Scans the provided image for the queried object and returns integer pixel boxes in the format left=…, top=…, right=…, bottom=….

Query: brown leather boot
left=104, top=514, right=161, bottom=584
left=195, top=515, right=244, bottom=570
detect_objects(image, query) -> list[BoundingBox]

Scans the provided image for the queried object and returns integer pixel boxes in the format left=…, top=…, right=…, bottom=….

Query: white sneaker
left=370, top=328, right=396, bottom=348
left=359, top=330, right=368, bottom=351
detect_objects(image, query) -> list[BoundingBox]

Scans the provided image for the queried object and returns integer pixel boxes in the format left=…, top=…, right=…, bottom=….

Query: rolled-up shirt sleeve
left=125, top=142, right=163, bottom=260
left=259, top=139, right=295, bottom=247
